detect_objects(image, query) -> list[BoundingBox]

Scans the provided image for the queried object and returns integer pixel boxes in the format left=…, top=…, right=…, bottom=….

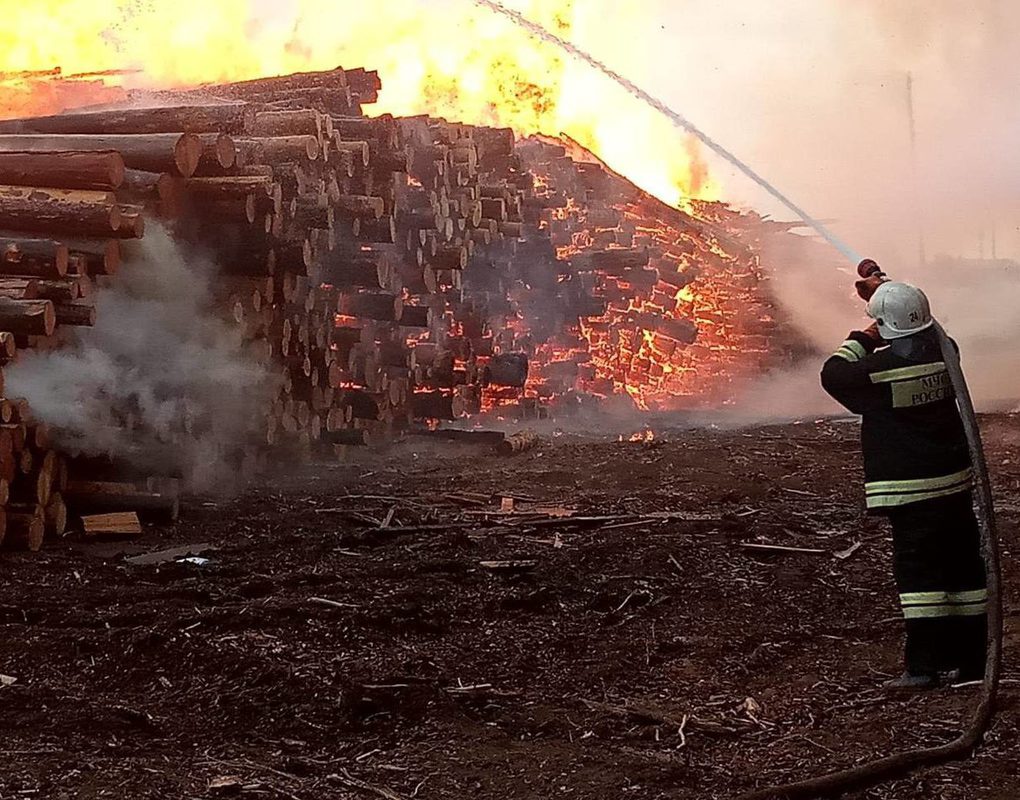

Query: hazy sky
left=565, top=0, right=1019, bottom=266
left=543, top=1, right=1019, bottom=406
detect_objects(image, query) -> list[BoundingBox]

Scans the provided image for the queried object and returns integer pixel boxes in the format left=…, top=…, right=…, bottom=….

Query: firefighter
left=820, top=267, right=987, bottom=689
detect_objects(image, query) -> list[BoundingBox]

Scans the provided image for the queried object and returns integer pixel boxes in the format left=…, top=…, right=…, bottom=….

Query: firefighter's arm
left=820, top=329, right=884, bottom=414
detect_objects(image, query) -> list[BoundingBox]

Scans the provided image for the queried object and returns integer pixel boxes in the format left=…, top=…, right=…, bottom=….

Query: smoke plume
left=735, top=235, right=1020, bottom=418
left=605, top=0, right=1020, bottom=414
left=6, top=227, right=277, bottom=488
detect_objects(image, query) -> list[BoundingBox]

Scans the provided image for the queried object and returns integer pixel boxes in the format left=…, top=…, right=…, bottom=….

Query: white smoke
left=608, top=1, right=1020, bottom=416
left=6, top=226, right=277, bottom=488
left=720, top=239, right=1020, bottom=419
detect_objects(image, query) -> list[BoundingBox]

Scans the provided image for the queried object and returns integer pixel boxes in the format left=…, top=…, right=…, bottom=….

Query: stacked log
left=0, top=152, right=146, bottom=548
left=147, top=73, right=552, bottom=448
left=0, top=405, right=69, bottom=550
left=0, top=64, right=799, bottom=550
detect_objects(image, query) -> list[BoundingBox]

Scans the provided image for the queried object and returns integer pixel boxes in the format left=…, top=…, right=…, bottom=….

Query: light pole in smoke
left=905, top=72, right=927, bottom=269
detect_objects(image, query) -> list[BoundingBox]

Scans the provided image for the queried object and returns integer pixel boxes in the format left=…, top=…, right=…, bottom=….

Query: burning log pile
left=512, top=137, right=799, bottom=411
left=0, top=64, right=802, bottom=549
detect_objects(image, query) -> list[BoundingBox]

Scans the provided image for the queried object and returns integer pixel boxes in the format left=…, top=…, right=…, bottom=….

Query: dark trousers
left=887, top=492, right=987, bottom=675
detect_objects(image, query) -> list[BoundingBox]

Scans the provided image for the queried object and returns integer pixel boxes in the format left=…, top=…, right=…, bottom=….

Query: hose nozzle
left=857, top=258, right=886, bottom=280
left=855, top=259, right=889, bottom=302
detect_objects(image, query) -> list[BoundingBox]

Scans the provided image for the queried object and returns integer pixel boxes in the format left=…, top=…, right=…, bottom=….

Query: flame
left=0, top=0, right=717, bottom=205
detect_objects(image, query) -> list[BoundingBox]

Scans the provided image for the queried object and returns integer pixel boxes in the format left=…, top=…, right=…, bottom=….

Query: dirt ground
left=1, top=414, right=1019, bottom=800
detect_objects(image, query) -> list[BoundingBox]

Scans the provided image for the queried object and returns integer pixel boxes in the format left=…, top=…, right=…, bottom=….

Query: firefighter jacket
left=820, top=329, right=971, bottom=513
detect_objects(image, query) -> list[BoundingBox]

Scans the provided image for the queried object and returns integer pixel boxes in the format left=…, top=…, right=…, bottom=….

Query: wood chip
left=124, top=543, right=217, bottom=565
left=442, top=492, right=490, bottom=507
left=782, top=487, right=820, bottom=498
left=308, top=596, right=360, bottom=610
left=479, top=560, right=536, bottom=573
left=601, top=519, right=655, bottom=532
left=739, top=543, right=826, bottom=555
left=208, top=775, right=244, bottom=795
left=445, top=683, right=493, bottom=694
left=834, top=541, right=864, bottom=560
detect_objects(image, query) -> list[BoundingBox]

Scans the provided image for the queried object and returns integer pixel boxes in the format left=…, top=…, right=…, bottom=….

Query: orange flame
left=0, top=0, right=718, bottom=205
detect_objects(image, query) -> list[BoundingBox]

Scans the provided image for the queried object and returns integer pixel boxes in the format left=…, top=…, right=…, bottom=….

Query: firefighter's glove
left=855, top=275, right=888, bottom=302
left=856, top=322, right=884, bottom=348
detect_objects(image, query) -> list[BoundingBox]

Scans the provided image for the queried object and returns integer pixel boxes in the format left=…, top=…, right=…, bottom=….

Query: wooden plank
left=82, top=511, right=142, bottom=538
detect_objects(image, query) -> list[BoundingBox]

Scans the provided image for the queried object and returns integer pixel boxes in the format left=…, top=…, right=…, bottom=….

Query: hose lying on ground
left=740, top=321, right=1003, bottom=800
left=464, top=8, right=1003, bottom=795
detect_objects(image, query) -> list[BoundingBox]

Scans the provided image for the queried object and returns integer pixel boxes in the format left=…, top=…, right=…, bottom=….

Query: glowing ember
left=502, top=135, right=788, bottom=413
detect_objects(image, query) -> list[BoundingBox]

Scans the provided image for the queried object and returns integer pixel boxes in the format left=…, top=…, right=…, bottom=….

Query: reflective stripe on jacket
left=820, top=329, right=971, bottom=513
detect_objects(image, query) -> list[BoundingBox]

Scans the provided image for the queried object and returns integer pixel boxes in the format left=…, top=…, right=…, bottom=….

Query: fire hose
left=740, top=264, right=1003, bottom=800
left=467, top=5, right=1003, bottom=795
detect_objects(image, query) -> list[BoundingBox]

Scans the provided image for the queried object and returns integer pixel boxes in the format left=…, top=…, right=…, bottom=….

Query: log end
left=42, top=300, right=57, bottom=336
left=118, top=212, right=145, bottom=240
left=304, top=136, right=320, bottom=161
left=107, top=152, right=127, bottom=190
left=244, top=194, right=257, bottom=225
left=103, top=240, right=122, bottom=276
left=27, top=516, right=45, bottom=551
left=108, top=204, right=123, bottom=234
left=45, top=494, right=68, bottom=537
left=175, top=133, right=203, bottom=178
left=215, top=133, right=237, bottom=169
left=54, top=244, right=70, bottom=277
left=0, top=331, right=16, bottom=361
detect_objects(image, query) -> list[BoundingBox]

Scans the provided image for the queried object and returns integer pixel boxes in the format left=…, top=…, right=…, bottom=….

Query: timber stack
left=512, top=136, right=797, bottom=411
left=0, top=146, right=142, bottom=550
left=0, top=64, right=797, bottom=549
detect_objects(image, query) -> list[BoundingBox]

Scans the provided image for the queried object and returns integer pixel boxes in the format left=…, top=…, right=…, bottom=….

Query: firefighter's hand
left=855, top=275, right=887, bottom=301
left=859, top=322, right=883, bottom=344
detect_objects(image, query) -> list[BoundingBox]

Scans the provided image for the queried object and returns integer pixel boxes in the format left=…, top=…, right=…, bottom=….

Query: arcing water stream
left=471, top=0, right=862, bottom=264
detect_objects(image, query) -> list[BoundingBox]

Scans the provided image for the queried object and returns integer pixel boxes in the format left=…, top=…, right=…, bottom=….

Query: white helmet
left=867, top=281, right=933, bottom=340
